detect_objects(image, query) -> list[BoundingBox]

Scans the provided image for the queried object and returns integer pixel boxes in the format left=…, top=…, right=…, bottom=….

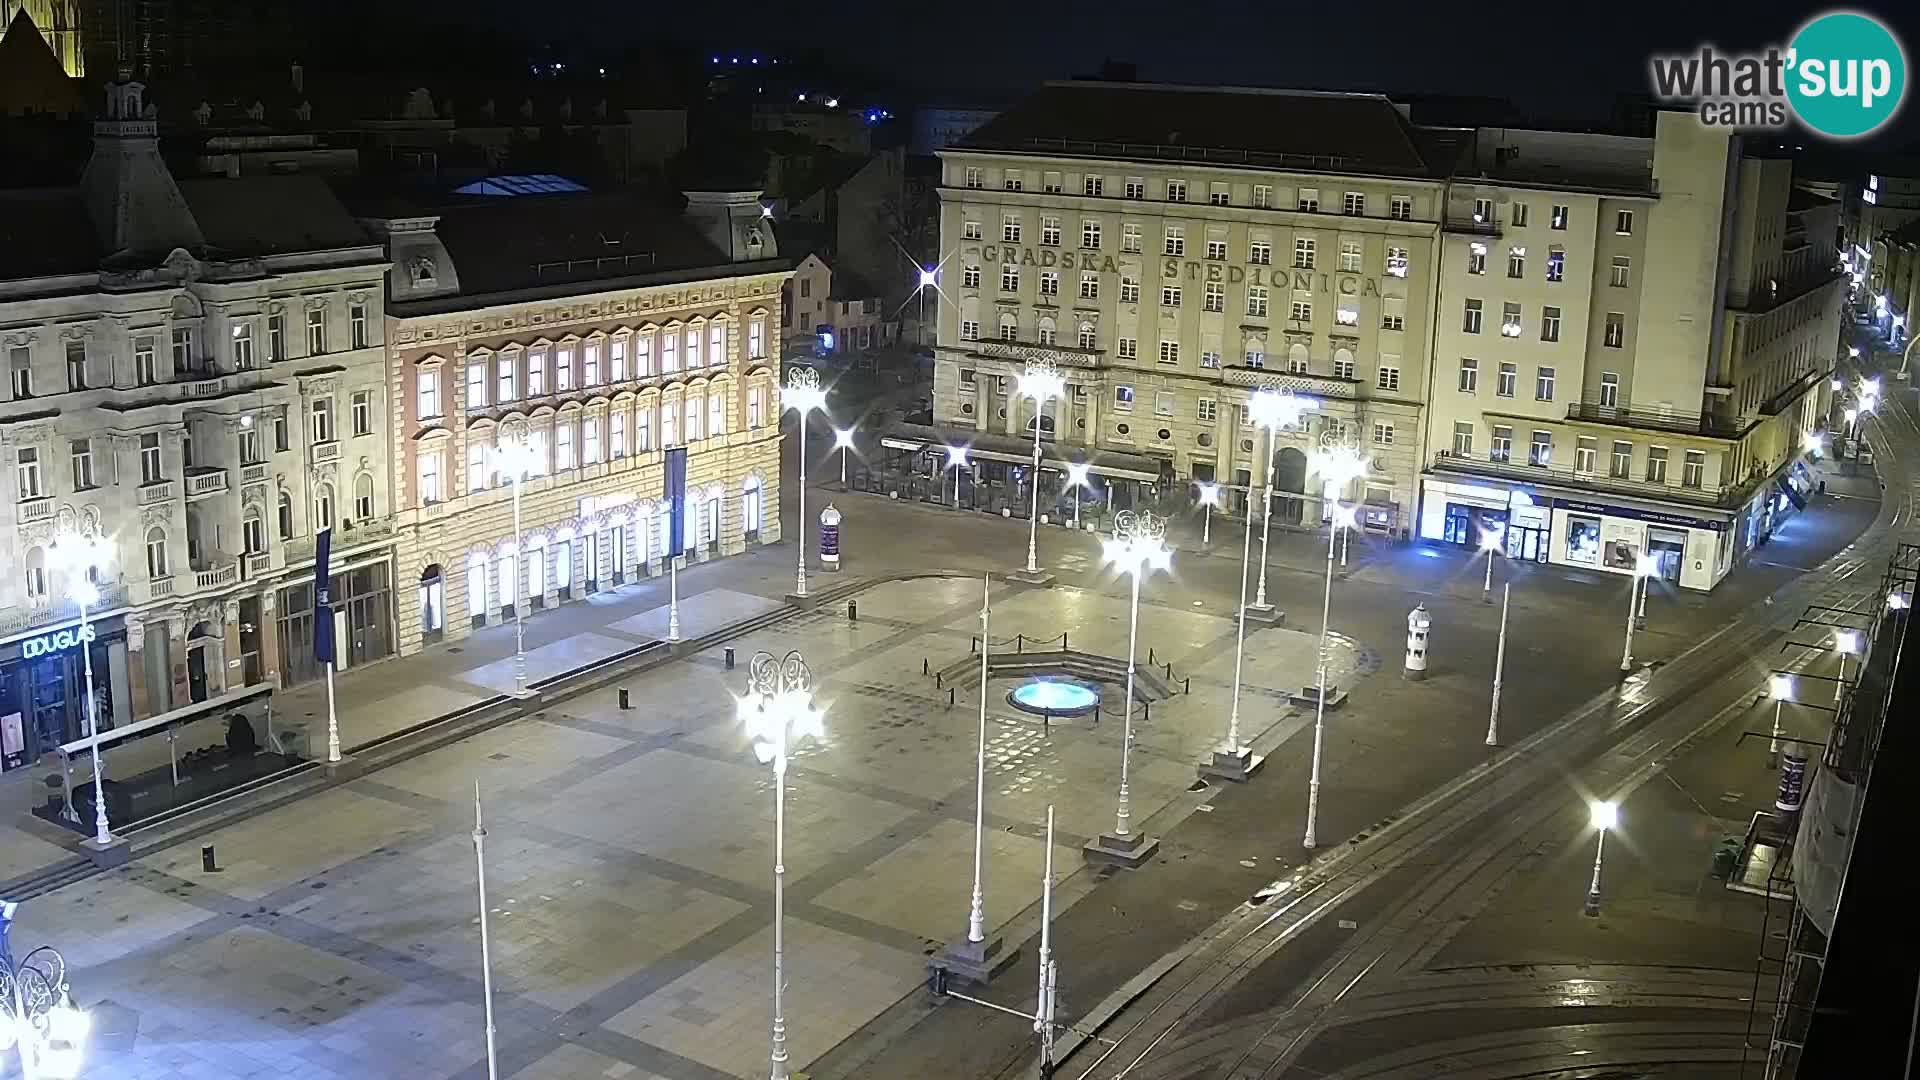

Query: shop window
left=1565, top=516, right=1601, bottom=565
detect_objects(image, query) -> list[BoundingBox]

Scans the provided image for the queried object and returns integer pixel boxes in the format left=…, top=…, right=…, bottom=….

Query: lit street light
left=1768, top=673, right=1794, bottom=768
left=740, top=650, right=825, bottom=1080
left=1097, top=511, right=1170, bottom=858
left=945, top=445, right=969, bottom=507
left=493, top=422, right=541, bottom=697
left=1478, top=527, right=1503, bottom=604
left=1583, top=800, right=1618, bottom=916
left=1017, top=360, right=1066, bottom=577
left=1619, top=554, right=1659, bottom=673
left=1891, top=591, right=1912, bottom=610
left=0, top=902, right=90, bottom=1080
left=1196, top=482, right=1219, bottom=546
left=833, top=426, right=856, bottom=489
left=1248, top=390, right=1318, bottom=613
left=1065, top=462, right=1091, bottom=531
left=1834, top=629, right=1861, bottom=703
left=785, top=368, right=829, bottom=599
left=1304, top=501, right=1356, bottom=849
left=1314, top=441, right=1368, bottom=570
left=1845, top=407, right=1859, bottom=440
left=50, top=530, right=113, bottom=846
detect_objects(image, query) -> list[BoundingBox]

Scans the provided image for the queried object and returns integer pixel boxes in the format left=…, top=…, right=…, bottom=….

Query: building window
left=1340, top=240, right=1362, bottom=272
left=1037, top=322, right=1057, bottom=346
left=1645, top=446, right=1669, bottom=483
left=274, top=407, right=290, bottom=452
left=1333, top=354, right=1355, bottom=379
left=70, top=437, right=95, bottom=490
left=1298, top=188, right=1319, bottom=212
left=1002, top=264, right=1020, bottom=292
left=1040, top=271, right=1060, bottom=297
left=1003, top=216, right=1021, bottom=243
left=417, top=368, right=441, bottom=419
left=1041, top=216, right=1061, bottom=246
left=1452, top=421, right=1474, bottom=456
left=684, top=329, right=703, bottom=372
left=1154, top=391, right=1175, bottom=417
left=467, top=358, right=488, bottom=408
left=636, top=335, right=654, bottom=376
left=1120, top=276, right=1140, bottom=303
left=1551, top=204, right=1569, bottom=229
left=1004, top=170, right=1023, bottom=191
left=964, top=166, right=982, bottom=189
left=135, top=336, right=159, bottom=385
left=1161, top=285, right=1182, bottom=307
left=1294, top=237, right=1315, bottom=269
left=1604, top=312, right=1625, bottom=349
left=1206, top=239, right=1227, bottom=261
left=1158, top=341, right=1179, bottom=365
left=964, top=265, right=981, bottom=289
left=1458, top=357, right=1479, bottom=393
left=467, top=443, right=487, bottom=491
left=1615, top=209, right=1634, bottom=235
left=1083, top=175, right=1103, bottom=197
left=1546, top=249, right=1565, bottom=282
left=1249, top=241, right=1272, bottom=265
left=999, top=316, right=1018, bottom=341
left=1373, top=422, right=1395, bottom=445
left=1511, top=201, right=1530, bottom=227
left=1467, top=243, right=1486, bottom=275
left=1497, top=362, right=1517, bottom=397
left=1501, top=302, right=1522, bottom=337
left=7, top=347, right=33, bottom=399
left=1610, top=441, right=1632, bottom=479
left=1575, top=436, right=1597, bottom=473
left=1290, top=300, right=1312, bottom=322
left=268, top=315, right=286, bottom=362
left=1247, top=287, right=1268, bottom=317
left=171, top=327, right=195, bottom=374
left=961, top=320, right=980, bottom=341
left=1599, top=371, right=1620, bottom=407
left=1289, top=351, right=1309, bottom=374
left=1610, top=256, right=1631, bottom=288
left=1507, top=246, right=1525, bottom=277
left=1114, top=385, right=1134, bottom=410
left=1166, top=179, right=1187, bottom=202
left=241, top=510, right=265, bottom=556
left=1079, top=273, right=1099, bottom=300
left=583, top=343, right=601, bottom=385
left=1117, top=338, right=1137, bottom=361
left=1252, top=184, right=1272, bottom=208
left=748, top=319, right=766, bottom=360
left=418, top=449, right=443, bottom=503
left=139, top=432, right=163, bottom=483
left=1536, top=366, right=1556, bottom=401
left=310, top=397, right=335, bottom=443
left=1473, top=197, right=1493, bottom=223
left=1204, top=282, right=1224, bottom=312
left=64, top=341, right=87, bottom=390
left=611, top=411, right=627, bottom=456
left=609, top=338, right=627, bottom=381
left=306, top=308, right=326, bottom=354
left=14, top=447, right=42, bottom=499
left=1530, top=430, right=1552, bottom=466
left=1200, top=350, right=1221, bottom=368
left=963, top=220, right=983, bottom=240
left=277, top=490, right=294, bottom=538
left=1335, top=305, right=1359, bottom=327
left=1082, top=220, right=1101, bottom=249
left=1079, top=323, right=1097, bottom=349
left=1198, top=398, right=1218, bottom=422
left=1163, top=226, right=1185, bottom=257
left=352, top=390, right=372, bottom=435
left=350, top=303, right=369, bottom=349
left=314, top=484, right=335, bottom=531
left=498, top=354, right=519, bottom=401
left=1342, top=191, right=1365, bottom=216
left=1043, top=172, right=1063, bottom=194
left=145, top=527, right=169, bottom=579
left=1683, top=450, right=1706, bottom=489
left=1490, top=425, right=1513, bottom=462
left=1390, top=195, right=1412, bottom=221
left=1385, top=246, right=1409, bottom=277
left=1463, top=299, right=1483, bottom=334
left=638, top=407, right=653, bottom=449
left=1208, top=182, right=1230, bottom=206
left=1541, top=306, right=1562, bottom=342
left=1122, top=223, right=1142, bottom=253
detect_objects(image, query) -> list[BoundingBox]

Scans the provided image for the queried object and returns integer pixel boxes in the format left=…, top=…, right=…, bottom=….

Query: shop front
left=276, top=558, right=396, bottom=688
left=0, top=614, right=134, bottom=773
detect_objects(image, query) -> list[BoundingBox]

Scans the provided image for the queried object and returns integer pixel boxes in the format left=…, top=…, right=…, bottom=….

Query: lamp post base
left=930, top=934, right=1019, bottom=985
left=1083, top=831, right=1160, bottom=868
left=82, top=834, right=132, bottom=868
left=1007, top=569, right=1056, bottom=586
left=1200, top=747, right=1264, bottom=783
left=784, top=592, right=821, bottom=609
left=1634, top=614, right=1647, bottom=631
left=1240, top=603, right=1286, bottom=626
left=1584, top=891, right=1602, bottom=917
left=504, top=687, right=539, bottom=701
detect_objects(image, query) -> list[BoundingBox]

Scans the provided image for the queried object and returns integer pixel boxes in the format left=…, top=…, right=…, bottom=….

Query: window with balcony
left=1683, top=450, right=1706, bottom=489
left=1463, top=299, right=1483, bottom=334
left=1530, top=430, right=1552, bottom=466
left=999, top=316, right=1018, bottom=341
left=140, top=433, right=163, bottom=483
left=1458, top=357, right=1478, bottom=393
left=1599, top=371, right=1620, bottom=407
left=305, top=308, right=326, bottom=355
left=1294, top=237, right=1315, bottom=269
left=1490, top=425, right=1513, bottom=462
left=1037, top=321, right=1057, bottom=346
left=311, top=397, right=335, bottom=443
left=1610, top=440, right=1632, bottom=478
left=1473, top=197, right=1493, bottom=223
left=1497, top=362, right=1517, bottom=397
left=146, top=527, right=169, bottom=579
left=1646, top=446, right=1668, bottom=483
left=1452, top=421, right=1474, bottom=456
left=238, top=426, right=260, bottom=466
left=170, top=327, right=193, bottom=373
left=14, top=447, right=42, bottom=499
left=1079, top=324, right=1098, bottom=350
left=1575, top=437, right=1597, bottom=473
left=1541, top=306, right=1562, bottom=342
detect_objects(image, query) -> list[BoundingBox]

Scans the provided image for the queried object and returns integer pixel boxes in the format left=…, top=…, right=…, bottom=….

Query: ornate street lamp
left=1016, top=360, right=1066, bottom=578
left=0, top=902, right=90, bottom=1080
left=784, top=368, right=829, bottom=599
left=1247, top=390, right=1317, bottom=613
left=493, top=419, right=541, bottom=696
left=1091, top=510, right=1170, bottom=864
left=49, top=529, right=112, bottom=847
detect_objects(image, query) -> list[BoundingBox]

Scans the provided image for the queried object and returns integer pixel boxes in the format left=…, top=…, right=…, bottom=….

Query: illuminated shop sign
left=21, top=624, right=96, bottom=660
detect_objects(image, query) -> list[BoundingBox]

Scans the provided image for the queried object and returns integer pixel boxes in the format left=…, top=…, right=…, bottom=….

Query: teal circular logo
left=1787, top=11, right=1907, bottom=139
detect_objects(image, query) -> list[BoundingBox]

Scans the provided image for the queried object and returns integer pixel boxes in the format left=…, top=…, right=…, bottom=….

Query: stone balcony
left=17, top=496, right=54, bottom=524
left=1221, top=365, right=1359, bottom=400
left=310, top=440, right=341, bottom=465
left=136, top=480, right=176, bottom=506
left=240, top=462, right=271, bottom=487
left=193, top=562, right=239, bottom=590
left=184, top=467, right=229, bottom=499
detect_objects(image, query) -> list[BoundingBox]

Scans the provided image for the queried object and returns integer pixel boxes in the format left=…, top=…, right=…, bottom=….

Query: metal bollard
left=936, top=672, right=943, bottom=689
left=618, top=687, right=631, bottom=710
left=848, top=600, right=858, bottom=622
left=724, top=646, right=736, bottom=670
left=202, top=844, right=219, bottom=872
left=1183, top=676, right=1190, bottom=694
left=948, top=688, right=956, bottom=707
left=923, top=658, right=930, bottom=676
left=1148, top=647, right=1156, bottom=666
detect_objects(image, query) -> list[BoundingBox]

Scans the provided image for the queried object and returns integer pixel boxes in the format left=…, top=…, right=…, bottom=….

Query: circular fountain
left=1007, top=678, right=1102, bottom=718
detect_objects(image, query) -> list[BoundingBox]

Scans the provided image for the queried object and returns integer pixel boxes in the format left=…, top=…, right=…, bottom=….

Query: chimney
left=682, top=190, right=777, bottom=263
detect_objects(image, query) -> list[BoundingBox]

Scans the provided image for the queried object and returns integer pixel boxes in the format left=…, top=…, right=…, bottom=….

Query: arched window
left=1078, top=322, right=1097, bottom=350
left=314, top=483, right=335, bottom=532
left=354, top=472, right=374, bottom=520
left=277, top=490, right=295, bottom=539
left=466, top=551, right=488, bottom=625
left=242, top=507, right=265, bottom=554
left=998, top=313, right=1018, bottom=341
left=1288, top=342, right=1310, bottom=374
left=145, top=527, right=169, bottom=579
left=24, top=547, right=47, bottom=600
left=1037, top=316, right=1057, bottom=346
left=743, top=477, right=763, bottom=539
left=1332, top=346, right=1355, bottom=380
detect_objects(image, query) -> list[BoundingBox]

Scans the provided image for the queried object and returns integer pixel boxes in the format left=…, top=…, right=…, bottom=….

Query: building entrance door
left=1507, top=523, right=1546, bottom=562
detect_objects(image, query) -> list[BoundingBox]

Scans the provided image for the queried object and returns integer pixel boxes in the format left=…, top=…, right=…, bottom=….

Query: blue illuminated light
left=1008, top=679, right=1101, bottom=717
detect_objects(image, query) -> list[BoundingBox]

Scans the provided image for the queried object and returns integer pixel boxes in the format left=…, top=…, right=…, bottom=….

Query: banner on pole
left=666, top=447, right=688, bottom=558
left=314, top=527, right=335, bottom=665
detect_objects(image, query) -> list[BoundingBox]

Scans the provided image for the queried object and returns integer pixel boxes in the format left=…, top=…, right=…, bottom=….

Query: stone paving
left=12, top=573, right=1361, bottom=1080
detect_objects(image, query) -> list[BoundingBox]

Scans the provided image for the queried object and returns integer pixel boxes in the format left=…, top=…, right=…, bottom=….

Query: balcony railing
left=184, top=467, right=229, bottom=498
left=146, top=577, right=176, bottom=600
left=1222, top=365, right=1359, bottom=400
left=241, top=463, right=270, bottom=486
left=1429, top=450, right=1738, bottom=507
left=0, top=583, right=129, bottom=635
left=1444, top=215, right=1502, bottom=236
left=193, top=562, right=238, bottom=590
left=1563, top=402, right=1749, bottom=439
left=17, top=496, right=54, bottom=524
left=969, top=339, right=1103, bottom=369
left=137, top=480, right=175, bottom=505
left=310, top=440, right=341, bottom=464
left=245, top=552, right=273, bottom=578
left=184, top=376, right=227, bottom=398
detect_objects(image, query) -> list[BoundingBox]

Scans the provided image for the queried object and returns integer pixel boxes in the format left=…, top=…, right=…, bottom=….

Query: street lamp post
left=1315, top=439, right=1368, bottom=575
left=945, top=445, right=969, bottom=507
left=1479, top=528, right=1502, bottom=604
left=1619, top=555, right=1657, bottom=673
left=833, top=427, right=856, bottom=489
left=472, top=784, right=499, bottom=1080
left=51, top=531, right=112, bottom=848
left=1485, top=582, right=1510, bottom=747
left=494, top=421, right=539, bottom=697
left=1208, top=479, right=1260, bottom=781
left=1017, top=361, right=1066, bottom=577
left=0, top=902, right=91, bottom=1080
left=785, top=368, right=828, bottom=600
left=740, top=650, right=825, bottom=1080
left=1768, top=673, right=1794, bottom=768
left=1304, top=501, right=1357, bottom=850
left=1090, top=511, right=1170, bottom=864
left=1197, top=483, right=1218, bottom=546
left=937, top=575, right=1010, bottom=981
left=1034, top=805, right=1059, bottom=1077
left=1248, top=390, right=1318, bottom=613
left=1583, top=800, right=1618, bottom=916
left=1065, top=462, right=1090, bottom=531
left=1834, top=630, right=1861, bottom=703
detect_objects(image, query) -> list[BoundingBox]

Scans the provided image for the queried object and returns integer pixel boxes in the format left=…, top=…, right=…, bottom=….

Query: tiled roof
left=422, top=190, right=737, bottom=296
left=956, top=82, right=1442, bottom=178
left=178, top=175, right=376, bottom=257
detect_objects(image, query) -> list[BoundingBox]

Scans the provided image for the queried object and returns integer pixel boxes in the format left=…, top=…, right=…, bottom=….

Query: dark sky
left=492, top=0, right=1920, bottom=147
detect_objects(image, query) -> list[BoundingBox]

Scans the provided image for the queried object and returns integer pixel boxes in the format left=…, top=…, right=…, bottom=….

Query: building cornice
left=387, top=259, right=794, bottom=321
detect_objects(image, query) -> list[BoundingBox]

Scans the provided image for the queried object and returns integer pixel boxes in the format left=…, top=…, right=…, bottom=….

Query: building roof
left=178, top=175, right=376, bottom=257
left=418, top=189, right=737, bottom=296
left=0, top=9, right=84, bottom=117
left=956, top=81, right=1442, bottom=178
left=1788, top=186, right=1840, bottom=212
left=0, top=187, right=98, bottom=278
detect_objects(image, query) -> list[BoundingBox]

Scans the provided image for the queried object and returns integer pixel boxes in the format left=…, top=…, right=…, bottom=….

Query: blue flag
left=314, top=527, right=335, bottom=665
left=665, top=447, right=688, bottom=558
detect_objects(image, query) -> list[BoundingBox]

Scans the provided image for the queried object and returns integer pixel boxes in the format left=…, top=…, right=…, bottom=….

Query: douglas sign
left=22, top=624, right=97, bottom=660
